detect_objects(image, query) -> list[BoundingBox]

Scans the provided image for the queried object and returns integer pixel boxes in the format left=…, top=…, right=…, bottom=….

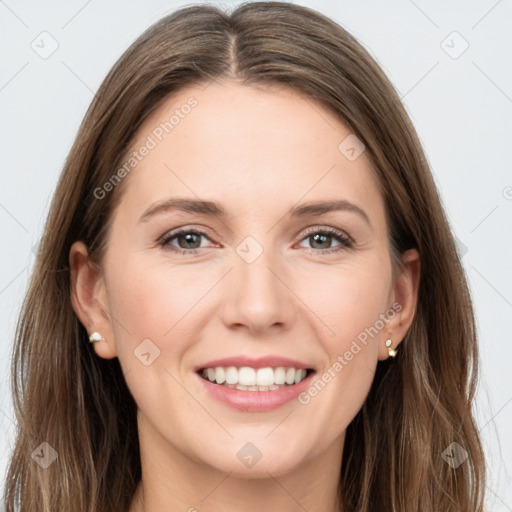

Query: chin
left=195, top=440, right=308, bottom=479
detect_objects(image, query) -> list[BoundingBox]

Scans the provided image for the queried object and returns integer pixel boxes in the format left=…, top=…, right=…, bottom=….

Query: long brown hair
left=3, top=2, right=486, bottom=510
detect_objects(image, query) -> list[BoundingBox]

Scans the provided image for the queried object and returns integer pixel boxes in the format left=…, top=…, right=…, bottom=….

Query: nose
left=220, top=246, right=297, bottom=335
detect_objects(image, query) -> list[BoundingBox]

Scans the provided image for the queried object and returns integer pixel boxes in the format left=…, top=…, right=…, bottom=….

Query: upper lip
left=195, top=356, right=315, bottom=372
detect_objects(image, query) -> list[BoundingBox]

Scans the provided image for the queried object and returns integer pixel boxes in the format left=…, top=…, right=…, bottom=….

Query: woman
left=3, top=2, right=487, bottom=511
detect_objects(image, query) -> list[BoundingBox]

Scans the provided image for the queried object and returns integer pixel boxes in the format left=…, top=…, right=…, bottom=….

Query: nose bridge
left=222, top=236, right=295, bottom=332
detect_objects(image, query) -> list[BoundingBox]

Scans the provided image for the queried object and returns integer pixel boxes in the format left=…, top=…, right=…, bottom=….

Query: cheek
left=293, top=257, right=392, bottom=347
left=286, top=262, right=391, bottom=459
left=292, top=257, right=390, bottom=395
left=103, top=257, right=215, bottom=418
left=104, top=254, right=218, bottom=358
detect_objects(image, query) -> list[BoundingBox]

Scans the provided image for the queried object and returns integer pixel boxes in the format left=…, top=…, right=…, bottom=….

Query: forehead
left=115, top=80, right=384, bottom=225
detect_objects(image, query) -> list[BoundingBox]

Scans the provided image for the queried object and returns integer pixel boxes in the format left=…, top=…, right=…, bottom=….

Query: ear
left=69, top=241, right=117, bottom=359
left=378, top=248, right=421, bottom=360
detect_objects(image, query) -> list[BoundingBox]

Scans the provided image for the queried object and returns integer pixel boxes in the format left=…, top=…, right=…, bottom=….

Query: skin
left=70, top=80, right=420, bottom=512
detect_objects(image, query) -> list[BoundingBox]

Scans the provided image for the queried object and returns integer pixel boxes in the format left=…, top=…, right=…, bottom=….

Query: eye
left=159, top=228, right=215, bottom=254
left=159, top=226, right=354, bottom=256
left=296, top=227, right=353, bottom=254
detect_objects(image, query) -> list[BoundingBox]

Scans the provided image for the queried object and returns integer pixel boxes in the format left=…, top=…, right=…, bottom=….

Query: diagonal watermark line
left=190, top=60, right=229, bottom=92
left=163, top=267, right=234, bottom=336
left=265, top=266, right=336, bottom=336
left=0, top=407, right=16, bottom=428
left=471, top=0, right=503, bottom=30
left=376, top=62, right=438, bottom=128
left=471, top=265, right=512, bottom=308
left=485, top=484, right=512, bottom=512
left=399, top=61, right=439, bottom=101
left=0, top=266, right=27, bottom=295
left=75, top=279, right=133, bottom=336
left=266, top=472, right=312, bottom=511
left=0, top=404, right=37, bottom=457
left=266, top=164, right=337, bottom=234
left=408, top=0, right=439, bottom=28
left=163, top=367, right=234, bottom=437
left=199, top=471, right=233, bottom=503
left=0, top=203, right=29, bottom=233
left=478, top=395, right=512, bottom=432
left=200, top=77, right=216, bottom=93
left=164, top=163, right=199, bottom=194
left=472, top=61, right=512, bottom=104
left=0, top=0, right=29, bottom=28
left=164, top=163, right=233, bottom=236
left=61, top=0, right=93, bottom=29
left=303, top=96, right=336, bottom=130
left=61, top=60, right=94, bottom=94
left=470, top=204, right=499, bottom=233
left=265, top=409, right=294, bottom=438
left=0, top=62, right=29, bottom=92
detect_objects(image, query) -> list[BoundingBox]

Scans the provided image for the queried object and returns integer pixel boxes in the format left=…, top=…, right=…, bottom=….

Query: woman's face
left=72, top=79, right=418, bottom=478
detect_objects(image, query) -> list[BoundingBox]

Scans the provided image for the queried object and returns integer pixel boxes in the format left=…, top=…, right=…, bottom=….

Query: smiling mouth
left=197, top=366, right=315, bottom=391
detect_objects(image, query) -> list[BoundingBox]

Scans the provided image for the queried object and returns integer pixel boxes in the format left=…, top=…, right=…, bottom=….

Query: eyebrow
left=139, top=197, right=372, bottom=229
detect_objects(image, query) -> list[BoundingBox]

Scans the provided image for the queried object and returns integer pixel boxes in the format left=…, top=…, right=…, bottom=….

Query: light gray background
left=0, top=0, right=511, bottom=510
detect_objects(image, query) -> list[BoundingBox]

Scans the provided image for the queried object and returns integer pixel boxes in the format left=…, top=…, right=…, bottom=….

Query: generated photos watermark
left=94, top=96, right=198, bottom=200
left=298, top=301, right=403, bottom=404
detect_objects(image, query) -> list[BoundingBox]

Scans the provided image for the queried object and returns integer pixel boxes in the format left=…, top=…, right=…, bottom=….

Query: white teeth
left=235, top=384, right=278, bottom=391
left=256, top=367, right=274, bottom=386
left=274, top=367, right=286, bottom=385
left=225, top=366, right=238, bottom=384
left=238, top=367, right=256, bottom=386
left=285, top=368, right=296, bottom=385
left=294, top=368, right=307, bottom=384
left=200, top=365, right=310, bottom=388
left=215, top=367, right=226, bottom=384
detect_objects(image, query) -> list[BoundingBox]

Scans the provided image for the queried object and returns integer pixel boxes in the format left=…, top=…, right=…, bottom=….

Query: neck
left=130, top=476, right=342, bottom=512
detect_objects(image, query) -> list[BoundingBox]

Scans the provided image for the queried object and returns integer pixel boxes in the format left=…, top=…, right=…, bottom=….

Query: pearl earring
left=89, top=332, right=104, bottom=343
left=385, top=339, right=397, bottom=357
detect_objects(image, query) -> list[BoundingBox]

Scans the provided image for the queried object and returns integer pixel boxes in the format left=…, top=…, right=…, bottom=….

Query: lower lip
left=195, top=371, right=316, bottom=412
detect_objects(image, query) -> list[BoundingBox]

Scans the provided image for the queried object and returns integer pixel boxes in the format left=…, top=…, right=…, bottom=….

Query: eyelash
left=158, top=226, right=354, bottom=256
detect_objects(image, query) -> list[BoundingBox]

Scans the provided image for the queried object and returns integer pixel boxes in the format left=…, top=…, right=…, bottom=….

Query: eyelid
left=158, top=225, right=217, bottom=249
left=298, top=225, right=354, bottom=244
left=159, top=224, right=354, bottom=254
